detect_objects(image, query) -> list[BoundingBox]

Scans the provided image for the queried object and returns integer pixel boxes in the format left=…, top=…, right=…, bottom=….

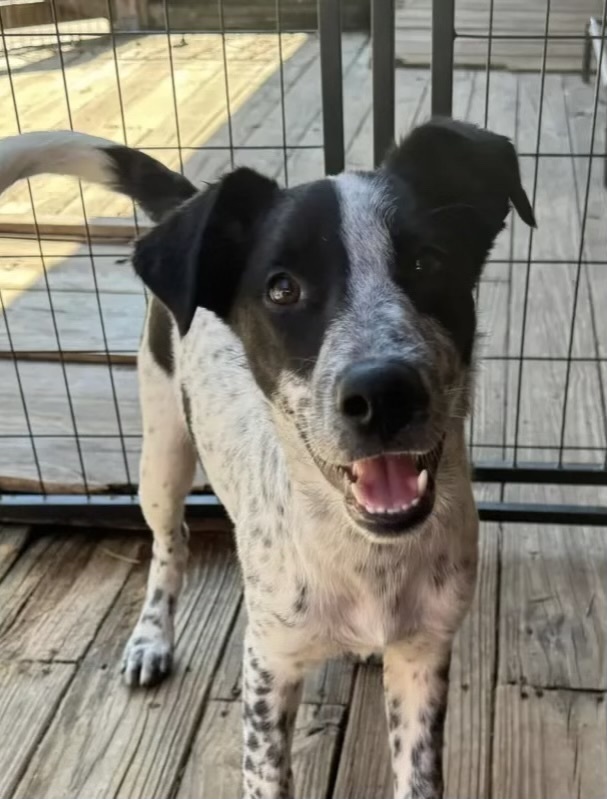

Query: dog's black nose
left=337, top=359, right=429, bottom=439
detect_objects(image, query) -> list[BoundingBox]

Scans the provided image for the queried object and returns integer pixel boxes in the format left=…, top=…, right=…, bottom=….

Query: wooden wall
left=141, top=0, right=370, bottom=32
left=1, top=0, right=371, bottom=32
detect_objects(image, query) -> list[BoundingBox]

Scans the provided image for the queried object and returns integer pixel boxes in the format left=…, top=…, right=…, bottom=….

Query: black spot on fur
left=181, top=385, right=194, bottom=440
left=432, top=554, right=450, bottom=589
left=142, top=613, right=162, bottom=628
left=168, top=594, right=176, bottom=616
left=253, top=699, right=270, bottom=717
left=266, top=743, right=284, bottom=769
left=259, top=669, right=273, bottom=686
left=388, top=711, right=400, bottom=731
left=246, top=733, right=260, bottom=751
left=244, top=755, right=255, bottom=772
left=393, top=735, right=402, bottom=757
left=147, top=297, right=174, bottom=375
left=151, top=588, right=163, bottom=606
left=293, top=583, right=308, bottom=614
left=132, top=636, right=149, bottom=646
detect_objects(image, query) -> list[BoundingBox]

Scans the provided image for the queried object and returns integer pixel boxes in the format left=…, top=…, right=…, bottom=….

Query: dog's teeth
left=417, top=469, right=428, bottom=497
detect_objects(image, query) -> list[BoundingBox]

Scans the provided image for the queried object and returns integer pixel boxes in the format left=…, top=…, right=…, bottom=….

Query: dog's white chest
left=302, top=575, right=420, bottom=656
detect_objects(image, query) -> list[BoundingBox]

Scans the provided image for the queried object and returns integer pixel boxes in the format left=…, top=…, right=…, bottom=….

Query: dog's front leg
left=242, top=630, right=303, bottom=799
left=383, top=639, right=451, bottom=799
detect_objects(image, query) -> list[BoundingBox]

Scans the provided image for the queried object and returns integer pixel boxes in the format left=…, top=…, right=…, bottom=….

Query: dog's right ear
left=133, top=167, right=279, bottom=336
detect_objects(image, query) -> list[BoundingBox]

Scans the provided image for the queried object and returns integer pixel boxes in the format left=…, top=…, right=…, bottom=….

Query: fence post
left=318, top=0, right=345, bottom=175
left=372, top=0, right=395, bottom=166
left=431, top=0, right=454, bottom=116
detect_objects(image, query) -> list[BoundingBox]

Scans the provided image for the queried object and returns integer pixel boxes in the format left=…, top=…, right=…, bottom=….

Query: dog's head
left=134, top=118, right=535, bottom=541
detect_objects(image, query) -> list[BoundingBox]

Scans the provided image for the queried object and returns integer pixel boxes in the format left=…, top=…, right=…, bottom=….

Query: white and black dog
left=0, top=120, right=534, bottom=799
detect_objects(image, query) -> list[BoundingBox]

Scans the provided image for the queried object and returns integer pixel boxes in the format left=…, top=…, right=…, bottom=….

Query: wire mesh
left=0, top=0, right=605, bottom=508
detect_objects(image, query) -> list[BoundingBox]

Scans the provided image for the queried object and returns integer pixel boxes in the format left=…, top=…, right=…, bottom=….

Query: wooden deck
left=0, top=511, right=605, bottom=799
left=395, top=0, right=603, bottom=71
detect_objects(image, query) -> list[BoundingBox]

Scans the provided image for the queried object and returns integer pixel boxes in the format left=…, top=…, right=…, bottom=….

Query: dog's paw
left=122, top=630, right=173, bottom=687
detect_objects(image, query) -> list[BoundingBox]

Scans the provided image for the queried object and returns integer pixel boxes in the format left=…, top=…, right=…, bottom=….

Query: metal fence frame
left=0, top=0, right=606, bottom=527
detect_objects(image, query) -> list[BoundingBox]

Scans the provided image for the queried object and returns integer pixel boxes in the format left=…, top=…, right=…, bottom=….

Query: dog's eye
left=267, top=273, right=301, bottom=306
left=414, top=249, right=444, bottom=274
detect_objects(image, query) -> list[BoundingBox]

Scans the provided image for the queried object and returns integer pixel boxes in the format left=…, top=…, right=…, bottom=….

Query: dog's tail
left=0, top=130, right=197, bottom=222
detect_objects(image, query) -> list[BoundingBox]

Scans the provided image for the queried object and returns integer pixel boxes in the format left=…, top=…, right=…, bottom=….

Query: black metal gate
left=0, top=0, right=606, bottom=526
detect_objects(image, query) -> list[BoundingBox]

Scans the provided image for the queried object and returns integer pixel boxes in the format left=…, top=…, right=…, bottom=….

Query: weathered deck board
left=0, top=524, right=30, bottom=581
left=177, top=700, right=345, bottom=799
left=443, top=524, right=500, bottom=799
left=13, top=536, right=242, bottom=799
left=0, top=517, right=605, bottom=797
left=492, top=686, right=607, bottom=798
left=499, top=484, right=607, bottom=692
left=0, top=532, right=140, bottom=661
left=395, top=0, right=601, bottom=71
left=0, top=33, right=311, bottom=221
left=331, top=663, right=391, bottom=799
left=0, top=660, right=76, bottom=798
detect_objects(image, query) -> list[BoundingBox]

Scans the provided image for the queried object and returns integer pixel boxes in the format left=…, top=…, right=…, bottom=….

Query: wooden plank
left=0, top=215, right=153, bottom=241
left=492, top=686, right=607, bottom=798
left=0, top=532, right=142, bottom=661
left=333, top=525, right=500, bottom=799
left=210, top=603, right=356, bottom=706
left=499, top=485, right=607, bottom=691
left=0, top=361, right=140, bottom=437
left=13, top=536, right=242, bottom=799
left=0, top=432, right=208, bottom=495
left=395, top=0, right=598, bottom=71
left=503, top=72, right=604, bottom=466
left=0, top=289, right=146, bottom=352
left=0, top=525, right=30, bottom=582
left=443, top=524, right=499, bottom=799
left=0, top=32, right=309, bottom=221
left=0, top=244, right=138, bottom=295
left=465, top=71, right=518, bottom=462
left=332, top=663, right=391, bottom=799
left=344, top=56, right=430, bottom=173
left=0, top=434, right=141, bottom=493
left=563, top=73, right=607, bottom=362
left=0, top=660, right=76, bottom=798
left=176, top=700, right=344, bottom=799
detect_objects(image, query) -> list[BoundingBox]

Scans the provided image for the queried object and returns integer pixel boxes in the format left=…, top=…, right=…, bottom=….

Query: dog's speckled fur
left=0, top=124, right=535, bottom=799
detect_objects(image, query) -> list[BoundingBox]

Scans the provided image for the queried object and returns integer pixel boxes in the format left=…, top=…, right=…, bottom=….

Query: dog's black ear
left=133, top=167, right=279, bottom=336
left=385, top=117, right=536, bottom=238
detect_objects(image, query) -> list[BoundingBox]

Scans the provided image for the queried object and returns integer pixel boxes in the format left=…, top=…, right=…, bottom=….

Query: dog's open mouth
left=338, top=437, right=444, bottom=535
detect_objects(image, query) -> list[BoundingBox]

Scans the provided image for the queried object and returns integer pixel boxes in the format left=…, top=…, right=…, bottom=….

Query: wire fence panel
left=0, top=0, right=605, bottom=523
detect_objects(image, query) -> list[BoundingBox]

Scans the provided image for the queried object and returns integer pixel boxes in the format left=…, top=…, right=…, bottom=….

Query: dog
left=0, top=120, right=535, bottom=799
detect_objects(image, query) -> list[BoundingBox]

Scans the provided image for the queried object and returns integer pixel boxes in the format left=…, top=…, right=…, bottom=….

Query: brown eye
left=414, top=250, right=443, bottom=274
left=267, top=272, right=301, bottom=306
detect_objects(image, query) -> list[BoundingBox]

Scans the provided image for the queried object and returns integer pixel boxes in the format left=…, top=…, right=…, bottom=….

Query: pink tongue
left=351, top=454, right=419, bottom=512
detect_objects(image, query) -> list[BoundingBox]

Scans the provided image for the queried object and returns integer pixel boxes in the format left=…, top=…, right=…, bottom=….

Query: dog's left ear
left=133, top=167, right=279, bottom=336
left=385, top=117, right=536, bottom=240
